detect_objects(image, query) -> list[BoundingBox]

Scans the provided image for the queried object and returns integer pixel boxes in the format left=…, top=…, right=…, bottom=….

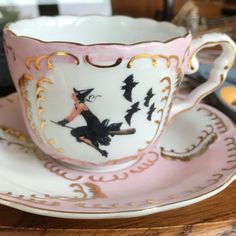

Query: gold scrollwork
left=26, top=51, right=80, bottom=70
left=41, top=152, right=157, bottom=183
left=70, top=183, right=107, bottom=199
left=129, top=151, right=158, bottom=173
left=88, top=173, right=129, bottom=183
left=24, top=52, right=80, bottom=154
left=197, top=107, right=228, bottom=134
left=36, top=77, right=53, bottom=130
left=85, top=55, right=122, bottom=68
left=1, top=192, right=60, bottom=207
left=127, top=53, right=179, bottom=68
left=2, top=183, right=106, bottom=207
left=160, top=125, right=217, bottom=161
left=18, top=74, right=43, bottom=142
left=43, top=160, right=83, bottom=181
left=149, top=76, right=172, bottom=144
left=222, top=137, right=236, bottom=171
left=0, top=125, right=35, bottom=154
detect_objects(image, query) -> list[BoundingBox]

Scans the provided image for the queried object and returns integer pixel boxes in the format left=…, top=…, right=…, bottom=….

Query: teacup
left=4, top=16, right=236, bottom=172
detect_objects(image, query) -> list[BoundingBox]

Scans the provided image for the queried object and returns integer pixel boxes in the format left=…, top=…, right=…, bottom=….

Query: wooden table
left=0, top=180, right=235, bottom=235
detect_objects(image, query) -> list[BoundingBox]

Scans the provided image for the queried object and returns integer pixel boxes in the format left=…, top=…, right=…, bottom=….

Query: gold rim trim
left=4, top=21, right=190, bottom=46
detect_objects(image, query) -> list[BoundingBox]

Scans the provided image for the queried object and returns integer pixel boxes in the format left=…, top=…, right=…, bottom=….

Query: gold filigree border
left=26, top=52, right=79, bottom=70
left=1, top=182, right=107, bottom=206
left=0, top=125, right=35, bottom=154
left=197, top=107, right=228, bottom=134
left=160, top=125, right=217, bottom=161
left=42, top=152, right=158, bottom=183
left=18, top=74, right=43, bottom=142
left=127, top=53, right=179, bottom=68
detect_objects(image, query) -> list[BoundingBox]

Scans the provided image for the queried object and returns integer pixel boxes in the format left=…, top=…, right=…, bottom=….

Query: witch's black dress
left=70, top=109, right=122, bottom=148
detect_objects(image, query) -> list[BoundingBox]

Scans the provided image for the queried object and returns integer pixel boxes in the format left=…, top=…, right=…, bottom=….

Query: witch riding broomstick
left=52, top=88, right=136, bottom=157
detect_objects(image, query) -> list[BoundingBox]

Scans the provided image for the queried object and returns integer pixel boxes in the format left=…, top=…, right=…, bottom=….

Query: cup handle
left=168, top=33, right=236, bottom=122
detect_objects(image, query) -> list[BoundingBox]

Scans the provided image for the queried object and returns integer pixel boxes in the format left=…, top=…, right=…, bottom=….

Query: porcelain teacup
left=4, top=16, right=236, bottom=172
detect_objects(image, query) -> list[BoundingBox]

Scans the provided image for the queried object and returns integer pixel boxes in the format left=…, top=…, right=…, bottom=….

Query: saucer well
left=0, top=93, right=235, bottom=219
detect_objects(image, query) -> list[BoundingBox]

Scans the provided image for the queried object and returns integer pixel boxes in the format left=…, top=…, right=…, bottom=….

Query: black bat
left=125, top=102, right=140, bottom=126
left=144, top=88, right=155, bottom=107
left=147, top=103, right=156, bottom=121
left=121, top=74, right=139, bottom=102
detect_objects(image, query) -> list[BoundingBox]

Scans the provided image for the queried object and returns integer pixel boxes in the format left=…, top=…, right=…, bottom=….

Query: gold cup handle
left=168, top=33, right=236, bottom=122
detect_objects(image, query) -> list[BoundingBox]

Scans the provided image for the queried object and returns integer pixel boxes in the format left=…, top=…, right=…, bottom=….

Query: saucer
left=0, top=93, right=235, bottom=219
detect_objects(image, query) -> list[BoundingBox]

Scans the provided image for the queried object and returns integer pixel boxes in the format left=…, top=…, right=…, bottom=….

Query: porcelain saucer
left=0, top=93, right=235, bottom=219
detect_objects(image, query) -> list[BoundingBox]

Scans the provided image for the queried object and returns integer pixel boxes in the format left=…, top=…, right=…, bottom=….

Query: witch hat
left=73, top=88, right=94, bottom=102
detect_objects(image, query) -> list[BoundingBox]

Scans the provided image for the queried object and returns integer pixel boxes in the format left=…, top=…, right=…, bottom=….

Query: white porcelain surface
left=8, top=16, right=187, bottom=44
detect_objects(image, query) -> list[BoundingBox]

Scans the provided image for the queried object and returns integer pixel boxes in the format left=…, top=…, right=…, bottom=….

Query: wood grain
left=0, top=180, right=235, bottom=235
left=111, top=0, right=222, bottom=19
left=111, top=0, right=163, bottom=18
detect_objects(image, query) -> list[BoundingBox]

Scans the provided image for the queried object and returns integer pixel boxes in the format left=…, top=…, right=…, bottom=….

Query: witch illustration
left=54, top=88, right=136, bottom=157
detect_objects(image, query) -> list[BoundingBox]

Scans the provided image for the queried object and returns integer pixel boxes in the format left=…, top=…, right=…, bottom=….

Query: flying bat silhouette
left=125, top=102, right=140, bottom=125
left=144, top=88, right=155, bottom=107
left=147, top=103, right=156, bottom=121
left=121, top=74, right=139, bottom=102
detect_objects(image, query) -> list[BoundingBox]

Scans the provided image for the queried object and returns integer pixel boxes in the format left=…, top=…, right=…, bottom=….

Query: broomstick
left=51, top=121, right=136, bottom=135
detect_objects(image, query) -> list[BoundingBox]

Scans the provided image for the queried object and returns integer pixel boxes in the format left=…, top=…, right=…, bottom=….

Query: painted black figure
left=56, top=88, right=136, bottom=157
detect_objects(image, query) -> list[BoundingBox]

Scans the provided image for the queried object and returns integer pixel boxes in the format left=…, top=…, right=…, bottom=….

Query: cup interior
left=6, top=15, right=187, bottom=45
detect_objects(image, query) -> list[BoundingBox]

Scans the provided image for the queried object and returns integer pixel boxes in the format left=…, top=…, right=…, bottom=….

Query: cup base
left=55, top=158, right=141, bottom=173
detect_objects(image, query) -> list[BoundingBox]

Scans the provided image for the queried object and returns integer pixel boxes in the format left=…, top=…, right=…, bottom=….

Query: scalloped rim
left=4, top=15, right=190, bottom=46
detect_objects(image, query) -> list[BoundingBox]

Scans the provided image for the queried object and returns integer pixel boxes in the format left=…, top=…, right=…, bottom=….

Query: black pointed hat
left=73, top=88, right=94, bottom=102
